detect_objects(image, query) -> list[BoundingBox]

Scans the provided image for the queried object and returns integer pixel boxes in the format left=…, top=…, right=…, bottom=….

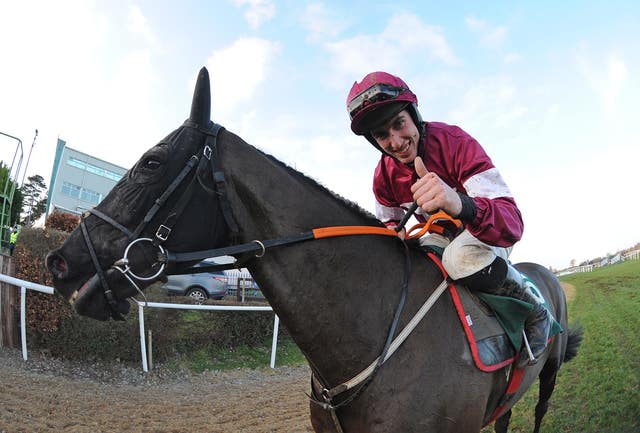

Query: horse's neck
left=221, top=137, right=373, bottom=238
left=221, top=137, right=419, bottom=380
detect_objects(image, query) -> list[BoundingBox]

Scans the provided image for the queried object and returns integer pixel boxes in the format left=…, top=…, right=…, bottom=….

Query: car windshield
left=193, top=256, right=235, bottom=268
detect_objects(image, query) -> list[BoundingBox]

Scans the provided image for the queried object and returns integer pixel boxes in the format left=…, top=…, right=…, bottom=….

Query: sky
left=0, top=0, right=638, bottom=270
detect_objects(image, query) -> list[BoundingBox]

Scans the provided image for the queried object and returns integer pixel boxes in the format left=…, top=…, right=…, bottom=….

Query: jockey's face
left=370, top=110, right=419, bottom=164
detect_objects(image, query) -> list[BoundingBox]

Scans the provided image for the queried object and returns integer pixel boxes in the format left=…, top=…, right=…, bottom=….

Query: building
left=46, top=139, right=127, bottom=216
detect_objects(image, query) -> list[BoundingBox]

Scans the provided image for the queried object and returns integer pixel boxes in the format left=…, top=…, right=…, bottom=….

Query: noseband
left=78, top=121, right=238, bottom=319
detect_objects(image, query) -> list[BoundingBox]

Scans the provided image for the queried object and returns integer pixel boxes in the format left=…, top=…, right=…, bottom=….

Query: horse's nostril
left=46, top=252, right=68, bottom=278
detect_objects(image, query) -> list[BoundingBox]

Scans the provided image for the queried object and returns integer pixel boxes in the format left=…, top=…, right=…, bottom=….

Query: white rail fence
left=136, top=301, right=278, bottom=372
left=0, top=273, right=280, bottom=372
left=623, top=249, right=640, bottom=261
left=0, top=273, right=53, bottom=362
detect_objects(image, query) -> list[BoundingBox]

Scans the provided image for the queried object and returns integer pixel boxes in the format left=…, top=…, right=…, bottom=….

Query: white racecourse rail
left=0, top=273, right=280, bottom=372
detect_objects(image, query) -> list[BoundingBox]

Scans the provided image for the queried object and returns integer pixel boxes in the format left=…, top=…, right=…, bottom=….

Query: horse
left=47, top=67, right=582, bottom=433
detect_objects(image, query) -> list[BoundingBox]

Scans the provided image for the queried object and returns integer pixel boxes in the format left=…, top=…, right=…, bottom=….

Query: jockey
left=347, top=71, right=552, bottom=367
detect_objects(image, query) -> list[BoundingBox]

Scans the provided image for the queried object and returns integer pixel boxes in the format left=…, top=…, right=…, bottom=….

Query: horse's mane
left=257, top=148, right=383, bottom=227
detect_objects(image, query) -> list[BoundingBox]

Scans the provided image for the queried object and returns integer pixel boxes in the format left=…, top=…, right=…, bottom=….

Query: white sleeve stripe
left=375, top=201, right=406, bottom=222
left=463, top=167, right=513, bottom=199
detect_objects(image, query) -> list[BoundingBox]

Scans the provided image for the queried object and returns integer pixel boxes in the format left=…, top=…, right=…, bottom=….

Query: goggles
left=348, top=83, right=408, bottom=119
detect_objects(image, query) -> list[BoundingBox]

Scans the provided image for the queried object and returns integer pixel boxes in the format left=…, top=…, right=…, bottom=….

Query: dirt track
left=2, top=284, right=579, bottom=432
left=0, top=348, right=314, bottom=433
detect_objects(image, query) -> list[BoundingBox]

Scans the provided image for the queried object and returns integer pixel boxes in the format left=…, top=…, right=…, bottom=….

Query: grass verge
left=483, top=259, right=640, bottom=433
left=166, top=336, right=306, bottom=372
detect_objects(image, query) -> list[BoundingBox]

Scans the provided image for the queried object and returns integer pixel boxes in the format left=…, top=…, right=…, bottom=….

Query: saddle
left=409, top=214, right=561, bottom=371
left=425, top=250, right=565, bottom=426
left=450, top=282, right=520, bottom=370
left=427, top=252, right=562, bottom=371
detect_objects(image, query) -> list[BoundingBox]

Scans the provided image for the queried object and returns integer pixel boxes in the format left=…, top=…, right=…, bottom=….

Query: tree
left=10, top=188, right=23, bottom=225
left=20, top=174, right=48, bottom=225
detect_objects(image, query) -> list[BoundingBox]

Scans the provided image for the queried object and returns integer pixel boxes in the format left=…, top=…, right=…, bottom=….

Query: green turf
left=482, top=259, right=640, bottom=433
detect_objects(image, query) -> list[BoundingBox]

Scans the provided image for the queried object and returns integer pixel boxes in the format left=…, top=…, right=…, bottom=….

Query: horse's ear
left=189, top=67, right=211, bottom=127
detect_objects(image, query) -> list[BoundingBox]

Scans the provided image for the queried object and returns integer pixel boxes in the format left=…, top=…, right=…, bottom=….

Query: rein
left=162, top=225, right=399, bottom=266
left=162, top=210, right=458, bottom=268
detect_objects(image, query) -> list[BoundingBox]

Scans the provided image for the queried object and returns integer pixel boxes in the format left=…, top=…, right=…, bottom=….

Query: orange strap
left=313, top=226, right=398, bottom=239
left=405, top=210, right=462, bottom=240
left=312, top=211, right=461, bottom=241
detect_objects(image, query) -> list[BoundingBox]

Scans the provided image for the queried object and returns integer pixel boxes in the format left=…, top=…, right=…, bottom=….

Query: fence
left=0, top=272, right=53, bottom=361
left=556, top=264, right=594, bottom=276
left=136, top=301, right=278, bottom=372
left=0, top=272, right=281, bottom=372
left=225, top=268, right=265, bottom=301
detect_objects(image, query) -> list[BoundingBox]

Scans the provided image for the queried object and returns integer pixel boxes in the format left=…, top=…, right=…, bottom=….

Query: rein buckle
left=321, top=388, right=333, bottom=403
left=203, top=145, right=212, bottom=160
left=155, top=225, right=171, bottom=241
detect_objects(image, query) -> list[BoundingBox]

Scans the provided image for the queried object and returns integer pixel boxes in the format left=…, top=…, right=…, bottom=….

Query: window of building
left=61, top=181, right=102, bottom=205
left=61, top=181, right=81, bottom=199
left=67, top=157, right=123, bottom=182
left=80, top=189, right=101, bottom=204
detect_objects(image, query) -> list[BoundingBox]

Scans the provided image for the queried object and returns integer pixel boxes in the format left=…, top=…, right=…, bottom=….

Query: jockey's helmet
left=347, top=71, right=422, bottom=136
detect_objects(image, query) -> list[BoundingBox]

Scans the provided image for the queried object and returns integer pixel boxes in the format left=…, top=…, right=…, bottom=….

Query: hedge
left=16, top=219, right=275, bottom=363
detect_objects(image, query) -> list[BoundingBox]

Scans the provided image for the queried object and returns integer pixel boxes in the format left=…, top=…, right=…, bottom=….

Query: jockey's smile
left=370, top=110, right=419, bottom=164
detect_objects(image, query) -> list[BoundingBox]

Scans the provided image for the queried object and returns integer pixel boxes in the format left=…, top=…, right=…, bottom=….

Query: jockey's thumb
left=414, top=156, right=429, bottom=178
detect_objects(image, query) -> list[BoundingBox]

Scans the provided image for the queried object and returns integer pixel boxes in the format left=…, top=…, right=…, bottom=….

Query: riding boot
left=460, top=257, right=552, bottom=368
left=500, top=264, right=552, bottom=367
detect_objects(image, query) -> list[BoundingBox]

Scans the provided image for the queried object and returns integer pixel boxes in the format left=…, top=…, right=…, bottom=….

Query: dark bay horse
left=47, top=68, right=581, bottom=433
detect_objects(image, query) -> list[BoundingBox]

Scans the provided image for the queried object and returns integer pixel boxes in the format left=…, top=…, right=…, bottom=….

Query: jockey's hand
left=389, top=225, right=407, bottom=240
left=411, top=157, right=462, bottom=217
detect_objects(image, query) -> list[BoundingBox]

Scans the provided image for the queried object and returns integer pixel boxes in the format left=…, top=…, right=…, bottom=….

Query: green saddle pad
left=422, top=246, right=563, bottom=350
left=477, top=277, right=563, bottom=349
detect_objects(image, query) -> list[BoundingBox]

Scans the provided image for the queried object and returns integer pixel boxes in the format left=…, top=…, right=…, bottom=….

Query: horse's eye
left=143, top=159, right=162, bottom=170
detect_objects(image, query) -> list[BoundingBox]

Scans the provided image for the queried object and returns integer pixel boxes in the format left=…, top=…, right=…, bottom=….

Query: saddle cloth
left=447, top=271, right=562, bottom=371
left=449, top=284, right=521, bottom=371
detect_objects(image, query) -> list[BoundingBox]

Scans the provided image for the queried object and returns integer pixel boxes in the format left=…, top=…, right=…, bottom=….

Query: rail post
left=270, top=315, right=279, bottom=368
left=20, top=286, right=27, bottom=360
left=138, top=304, right=148, bottom=372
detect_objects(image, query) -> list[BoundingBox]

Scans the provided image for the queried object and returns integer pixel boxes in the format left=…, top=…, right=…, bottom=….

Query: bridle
left=78, top=120, right=237, bottom=319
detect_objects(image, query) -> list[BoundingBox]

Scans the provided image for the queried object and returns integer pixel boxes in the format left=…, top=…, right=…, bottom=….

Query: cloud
left=603, top=56, right=628, bottom=111
left=448, top=76, right=528, bottom=133
left=325, top=12, right=458, bottom=83
left=300, top=2, right=348, bottom=42
left=503, top=53, right=522, bottom=64
left=0, top=1, right=171, bottom=180
left=205, top=38, right=281, bottom=121
left=465, top=16, right=508, bottom=49
left=128, top=5, right=157, bottom=47
left=231, top=0, right=276, bottom=29
left=240, top=117, right=381, bottom=213
left=576, top=45, right=629, bottom=114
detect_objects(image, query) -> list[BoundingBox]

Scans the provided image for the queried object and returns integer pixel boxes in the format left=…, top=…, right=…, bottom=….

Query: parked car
left=161, top=259, right=231, bottom=302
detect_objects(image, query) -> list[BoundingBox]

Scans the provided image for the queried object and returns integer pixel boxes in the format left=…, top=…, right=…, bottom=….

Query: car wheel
left=186, top=287, right=208, bottom=304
